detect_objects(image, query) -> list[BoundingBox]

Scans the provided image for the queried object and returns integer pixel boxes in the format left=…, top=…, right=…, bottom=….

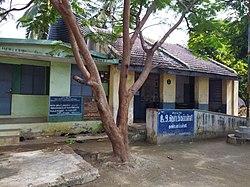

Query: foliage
left=0, top=0, right=13, bottom=22
left=16, top=0, right=57, bottom=39
left=16, top=0, right=123, bottom=40
left=187, top=0, right=248, bottom=98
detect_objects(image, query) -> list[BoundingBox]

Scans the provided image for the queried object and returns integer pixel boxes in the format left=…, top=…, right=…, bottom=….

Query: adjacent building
left=0, top=36, right=238, bottom=137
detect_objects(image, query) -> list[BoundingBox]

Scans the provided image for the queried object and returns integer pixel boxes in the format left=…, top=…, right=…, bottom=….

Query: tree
left=0, top=0, right=198, bottom=161
left=187, top=0, right=248, bottom=98
left=50, top=0, right=198, bottom=161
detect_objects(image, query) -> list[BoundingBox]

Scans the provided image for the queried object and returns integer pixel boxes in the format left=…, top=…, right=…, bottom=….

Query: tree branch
left=184, top=15, right=191, bottom=32
left=152, top=0, right=199, bottom=52
left=130, top=0, right=158, bottom=46
left=135, top=0, right=143, bottom=26
left=0, top=0, right=34, bottom=22
left=177, top=0, right=187, bottom=10
left=139, top=31, right=149, bottom=53
left=67, top=24, right=90, bottom=81
left=128, top=52, right=154, bottom=98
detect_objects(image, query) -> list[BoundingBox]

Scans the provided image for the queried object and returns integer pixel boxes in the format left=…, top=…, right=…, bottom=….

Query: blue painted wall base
left=161, top=102, right=176, bottom=109
left=195, top=104, right=208, bottom=111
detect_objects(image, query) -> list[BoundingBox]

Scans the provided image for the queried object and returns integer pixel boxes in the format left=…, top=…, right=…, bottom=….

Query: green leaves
left=17, top=0, right=58, bottom=39
left=187, top=0, right=248, bottom=98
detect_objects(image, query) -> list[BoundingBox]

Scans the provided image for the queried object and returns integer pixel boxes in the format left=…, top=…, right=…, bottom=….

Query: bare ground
left=73, top=138, right=250, bottom=187
left=1, top=137, right=250, bottom=187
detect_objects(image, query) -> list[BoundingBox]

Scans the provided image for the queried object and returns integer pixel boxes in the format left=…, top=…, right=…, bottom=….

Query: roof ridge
left=208, top=58, right=238, bottom=75
left=145, top=40, right=189, bottom=69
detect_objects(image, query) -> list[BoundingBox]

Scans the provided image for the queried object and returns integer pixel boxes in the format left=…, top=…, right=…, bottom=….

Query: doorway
left=209, top=79, right=222, bottom=112
left=0, top=64, right=13, bottom=115
left=134, top=73, right=160, bottom=122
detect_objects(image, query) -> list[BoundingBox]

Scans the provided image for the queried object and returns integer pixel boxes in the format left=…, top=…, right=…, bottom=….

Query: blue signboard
left=49, top=96, right=82, bottom=116
left=158, top=110, right=194, bottom=136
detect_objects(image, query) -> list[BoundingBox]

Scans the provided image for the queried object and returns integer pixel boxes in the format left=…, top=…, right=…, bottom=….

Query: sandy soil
left=1, top=137, right=250, bottom=187
left=72, top=138, right=250, bottom=187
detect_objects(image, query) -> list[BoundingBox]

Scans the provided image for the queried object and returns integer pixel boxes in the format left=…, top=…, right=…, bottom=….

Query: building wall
left=49, top=61, right=71, bottom=96
left=146, top=108, right=247, bottom=144
left=195, top=77, right=209, bottom=110
left=0, top=59, right=50, bottom=118
left=0, top=120, right=103, bottom=138
left=11, top=95, right=48, bottom=117
left=160, top=74, right=176, bottom=109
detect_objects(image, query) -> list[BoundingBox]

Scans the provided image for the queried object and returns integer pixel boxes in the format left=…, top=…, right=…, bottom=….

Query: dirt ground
left=1, top=137, right=250, bottom=187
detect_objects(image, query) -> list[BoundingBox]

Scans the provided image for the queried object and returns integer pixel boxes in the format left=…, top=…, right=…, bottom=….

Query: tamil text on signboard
left=158, top=110, right=194, bottom=136
left=49, top=96, right=82, bottom=116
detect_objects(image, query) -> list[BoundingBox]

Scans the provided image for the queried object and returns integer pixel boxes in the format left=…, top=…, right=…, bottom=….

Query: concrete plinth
left=226, top=134, right=248, bottom=144
left=0, top=146, right=99, bottom=186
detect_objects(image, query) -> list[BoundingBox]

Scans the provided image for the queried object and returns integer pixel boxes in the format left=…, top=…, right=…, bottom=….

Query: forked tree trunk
left=51, top=0, right=198, bottom=162
left=50, top=0, right=130, bottom=162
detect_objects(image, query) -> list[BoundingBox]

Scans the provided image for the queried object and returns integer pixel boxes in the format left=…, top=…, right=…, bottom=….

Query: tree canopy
left=187, top=0, right=248, bottom=98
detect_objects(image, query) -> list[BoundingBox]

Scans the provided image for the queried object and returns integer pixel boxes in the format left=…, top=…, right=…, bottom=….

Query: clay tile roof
left=112, top=37, right=238, bottom=79
left=161, top=43, right=237, bottom=78
left=112, top=38, right=185, bottom=70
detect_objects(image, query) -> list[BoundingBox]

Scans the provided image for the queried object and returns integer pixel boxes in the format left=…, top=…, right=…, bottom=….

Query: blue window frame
left=20, top=65, right=49, bottom=95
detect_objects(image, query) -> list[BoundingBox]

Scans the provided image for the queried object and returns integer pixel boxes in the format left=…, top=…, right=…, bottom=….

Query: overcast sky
left=0, top=0, right=189, bottom=45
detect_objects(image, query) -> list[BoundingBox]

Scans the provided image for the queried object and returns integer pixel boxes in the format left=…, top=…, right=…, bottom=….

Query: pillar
left=233, top=80, right=239, bottom=116
left=127, top=71, right=135, bottom=125
left=195, top=77, right=209, bottom=110
left=160, top=74, right=176, bottom=109
left=109, top=65, right=135, bottom=124
left=223, top=80, right=238, bottom=116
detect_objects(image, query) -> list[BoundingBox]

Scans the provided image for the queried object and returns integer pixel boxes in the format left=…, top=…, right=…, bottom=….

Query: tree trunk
left=51, top=0, right=129, bottom=162
left=94, top=90, right=129, bottom=161
left=51, top=0, right=198, bottom=163
left=117, top=96, right=130, bottom=154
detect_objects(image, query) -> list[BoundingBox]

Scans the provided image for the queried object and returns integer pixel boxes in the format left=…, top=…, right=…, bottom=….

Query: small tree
left=50, top=0, right=198, bottom=161
left=0, top=0, right=198, bottom=161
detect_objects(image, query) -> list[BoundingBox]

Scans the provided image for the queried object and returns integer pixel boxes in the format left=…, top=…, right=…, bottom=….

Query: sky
left=0, top=0, right=189, bottom=45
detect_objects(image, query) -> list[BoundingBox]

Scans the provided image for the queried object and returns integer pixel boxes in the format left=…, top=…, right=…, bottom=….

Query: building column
left=195, top=77, right=209, bottom=110
left=49, top=61, right=71, bottom=96
left=233, top=80, right=239, bottom=116
left=222, top=80, right=238, bottom=116
left=109, top=65, right=135, bottom=124
left=160, top=74, right=176, bottom=109
left=127, top=71, right=135, bottom=125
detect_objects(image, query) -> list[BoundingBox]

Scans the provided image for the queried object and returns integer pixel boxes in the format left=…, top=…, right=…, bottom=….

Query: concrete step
left=239, top=126, right=250, bottom=133
left=235, top=130, right=250, bottom=139
left=0, top=129, right=20, bottom=146
left=129, top=123, right=146, bottom=132
left=128, top=123, right=146, bottom=143
left=226, top=134, right=250, bottom=145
